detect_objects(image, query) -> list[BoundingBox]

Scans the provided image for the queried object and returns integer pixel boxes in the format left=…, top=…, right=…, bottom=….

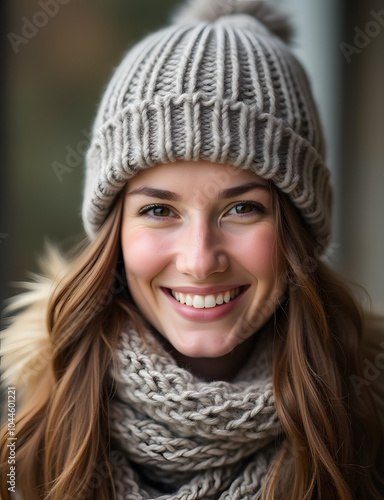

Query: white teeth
left=204, top=295, right=216, bottom=308
left=192, top=295, right=205, bottom=308
left=171, top=288, right=241, bottom=308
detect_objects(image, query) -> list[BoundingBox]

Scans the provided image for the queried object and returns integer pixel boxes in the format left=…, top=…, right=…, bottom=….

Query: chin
left=169, top=332, right=237, bottom=359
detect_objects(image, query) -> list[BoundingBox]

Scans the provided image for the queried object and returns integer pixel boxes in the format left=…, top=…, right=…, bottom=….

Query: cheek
left=236, top=224, right=283, bottom=280
left=120, top=226, right=171, bottom=280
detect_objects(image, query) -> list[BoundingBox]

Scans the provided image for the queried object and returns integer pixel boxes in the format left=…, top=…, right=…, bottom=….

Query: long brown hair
left=0, top=184, right=383, bottom=499
left=0, top=193, right=135, bottom=500
left=261, top=187, right=384, bottom=499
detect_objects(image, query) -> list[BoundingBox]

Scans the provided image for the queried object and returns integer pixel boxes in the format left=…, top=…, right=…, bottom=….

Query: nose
left=175, top=220, right=229, bottom=280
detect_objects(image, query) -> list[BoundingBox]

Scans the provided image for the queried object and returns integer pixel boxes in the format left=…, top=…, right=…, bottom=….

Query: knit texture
left=110, top=322, right=282, bottom=499
left=83, top=0, right=333, bottom=251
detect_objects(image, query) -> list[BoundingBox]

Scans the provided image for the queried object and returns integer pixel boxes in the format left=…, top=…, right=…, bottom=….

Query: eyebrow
left=126, top=187, right=181, bottom=201
left=126, top=181, right=269, bottom=201
left=219, top=181, right=269, bottom=199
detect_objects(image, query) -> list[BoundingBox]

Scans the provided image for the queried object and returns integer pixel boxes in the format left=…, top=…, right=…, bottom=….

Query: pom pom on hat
left=171, top=0, right=293, bottom=43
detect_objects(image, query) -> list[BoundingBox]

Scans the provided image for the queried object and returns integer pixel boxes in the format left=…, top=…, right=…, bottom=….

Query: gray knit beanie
left=83, top=0, right=333, bottom=251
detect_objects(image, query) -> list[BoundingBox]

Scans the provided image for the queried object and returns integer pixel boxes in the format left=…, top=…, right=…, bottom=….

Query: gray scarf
left=110, top=322, right=282, bottom=499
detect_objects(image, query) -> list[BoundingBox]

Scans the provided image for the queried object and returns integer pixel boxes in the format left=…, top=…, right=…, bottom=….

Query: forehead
left=126, top=160, right=268, bottom=192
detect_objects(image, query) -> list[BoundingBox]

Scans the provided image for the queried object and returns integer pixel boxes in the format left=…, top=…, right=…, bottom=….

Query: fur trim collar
left=0, top=247, right=68, bottom=404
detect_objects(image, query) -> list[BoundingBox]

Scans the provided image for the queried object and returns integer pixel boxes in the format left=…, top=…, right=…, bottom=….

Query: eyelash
left=225, top=201, right=267, bottom=217
left=137, top=202, right=267, bottom=219
left=137, top=204, right=176, bottom=219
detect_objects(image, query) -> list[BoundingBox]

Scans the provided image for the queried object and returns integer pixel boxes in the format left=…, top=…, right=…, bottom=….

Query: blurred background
left=1, top=0, right=383, bottom=313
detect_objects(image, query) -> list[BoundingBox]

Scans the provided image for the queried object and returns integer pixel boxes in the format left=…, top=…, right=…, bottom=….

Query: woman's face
left=121, top=161, right=286, bottom=359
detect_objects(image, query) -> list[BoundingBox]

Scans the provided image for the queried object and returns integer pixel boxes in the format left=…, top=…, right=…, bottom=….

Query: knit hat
left=83, top=0, right=333, bottom=251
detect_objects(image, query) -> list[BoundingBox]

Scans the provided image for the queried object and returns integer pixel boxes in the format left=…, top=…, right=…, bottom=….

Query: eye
left=138, top=204, right=177, bottom=218
left=226, top=201, right=266, bottom=216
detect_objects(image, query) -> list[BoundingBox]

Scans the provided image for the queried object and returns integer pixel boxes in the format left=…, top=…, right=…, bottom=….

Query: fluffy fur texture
left=1, top=247, right=69, bottom=405
left=171, top=0, right=294, bottom=43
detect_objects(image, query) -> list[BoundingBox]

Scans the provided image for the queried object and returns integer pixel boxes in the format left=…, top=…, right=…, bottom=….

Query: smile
left=170, top=287, right=242, bottom=309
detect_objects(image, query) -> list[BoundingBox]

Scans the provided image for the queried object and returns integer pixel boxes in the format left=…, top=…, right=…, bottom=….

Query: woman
left=1, top=1, right=383, bottom=499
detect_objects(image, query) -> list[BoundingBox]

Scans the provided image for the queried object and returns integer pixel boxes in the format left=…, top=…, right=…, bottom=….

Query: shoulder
left=360, top=312, right=384, bottom=425
left=1, top=246, right=68, bottom=404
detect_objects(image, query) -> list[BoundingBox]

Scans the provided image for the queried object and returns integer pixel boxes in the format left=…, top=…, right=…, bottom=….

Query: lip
left=167, top=285, right=244, bottom=295
left=161, top=285, right=249, bottom=322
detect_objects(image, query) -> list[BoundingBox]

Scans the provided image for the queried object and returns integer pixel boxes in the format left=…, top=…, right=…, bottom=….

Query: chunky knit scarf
left=110, top=322, right=282, bottom=499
